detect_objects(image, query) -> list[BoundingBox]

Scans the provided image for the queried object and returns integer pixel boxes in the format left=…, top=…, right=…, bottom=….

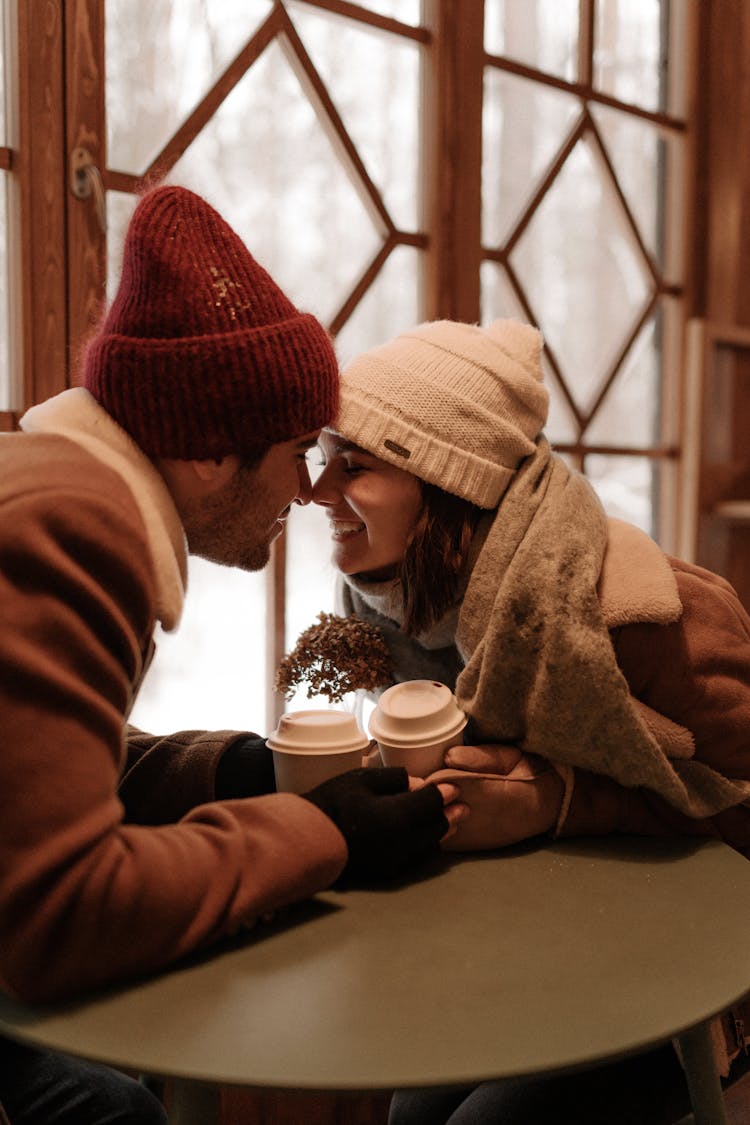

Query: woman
left=312, top=318, right=750, bottom=1124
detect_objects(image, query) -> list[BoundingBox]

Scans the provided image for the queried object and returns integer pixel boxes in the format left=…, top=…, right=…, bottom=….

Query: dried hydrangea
left=275, top=612, right=393, bottom=703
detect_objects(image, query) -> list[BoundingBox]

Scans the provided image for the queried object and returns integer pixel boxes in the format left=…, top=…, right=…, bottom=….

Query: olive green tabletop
left=1, top=837, right=749, bottom=1125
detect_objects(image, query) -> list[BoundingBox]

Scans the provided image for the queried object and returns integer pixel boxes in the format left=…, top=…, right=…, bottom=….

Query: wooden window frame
left=9, top=0, right=710, bottom=724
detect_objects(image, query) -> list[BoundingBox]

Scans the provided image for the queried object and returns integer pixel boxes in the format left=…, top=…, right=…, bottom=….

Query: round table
left=1, top=837, right=749, bottom=1124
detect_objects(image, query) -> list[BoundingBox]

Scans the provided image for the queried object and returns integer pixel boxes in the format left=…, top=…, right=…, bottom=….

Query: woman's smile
left=313, top=431, right=423, bottom=577
left=328, top=518, right=366, bottom=541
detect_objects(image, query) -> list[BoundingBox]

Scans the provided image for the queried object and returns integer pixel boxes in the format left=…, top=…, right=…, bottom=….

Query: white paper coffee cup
left=368, top=680, right=467, bottom=778
left=267, top=709, right=370, bottom=794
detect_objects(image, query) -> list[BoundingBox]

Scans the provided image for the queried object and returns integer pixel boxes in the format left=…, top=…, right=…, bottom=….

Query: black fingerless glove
left=302, top=767, right=448, bottom=883
left=215, top=735, right=277, bottom=799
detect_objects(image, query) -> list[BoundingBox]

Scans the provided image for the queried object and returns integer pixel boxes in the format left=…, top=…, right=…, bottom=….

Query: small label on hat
left=383, top=438, right=411, bottom=459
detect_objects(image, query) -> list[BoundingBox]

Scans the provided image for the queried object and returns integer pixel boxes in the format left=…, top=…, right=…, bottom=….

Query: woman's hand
left=444, top=742, right=523, bottom=775
left=408, top=776, right=470, bottom=844
left=426, top=745, right=565, bottom=851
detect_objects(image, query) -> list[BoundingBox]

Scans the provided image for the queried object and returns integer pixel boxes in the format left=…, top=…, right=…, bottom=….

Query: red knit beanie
left=83, top=185, right=339, bottom=459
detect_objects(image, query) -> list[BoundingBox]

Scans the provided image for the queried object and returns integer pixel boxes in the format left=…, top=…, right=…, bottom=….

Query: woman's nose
left=311, top=463, right=337, bottom=506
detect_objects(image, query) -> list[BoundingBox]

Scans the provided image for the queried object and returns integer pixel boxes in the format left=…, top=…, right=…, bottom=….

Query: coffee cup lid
left=267, top=709, right=370, bottom=753
left=369, top=680, right=467, bottom=748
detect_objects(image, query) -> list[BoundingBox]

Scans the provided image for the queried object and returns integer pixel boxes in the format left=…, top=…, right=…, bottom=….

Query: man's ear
left=189, top=456, right=240, bottom=484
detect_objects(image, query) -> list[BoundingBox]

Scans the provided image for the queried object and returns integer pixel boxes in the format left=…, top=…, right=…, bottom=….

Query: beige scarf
left=456, top=440, right=750, bottom=818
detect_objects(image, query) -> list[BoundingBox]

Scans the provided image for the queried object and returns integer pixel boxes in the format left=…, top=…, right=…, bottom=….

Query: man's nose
left=294, top=461, right=313, bottom=506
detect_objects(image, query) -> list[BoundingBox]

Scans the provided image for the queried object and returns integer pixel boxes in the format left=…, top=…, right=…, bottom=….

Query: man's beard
left=189, top=529, right=273, bottom=572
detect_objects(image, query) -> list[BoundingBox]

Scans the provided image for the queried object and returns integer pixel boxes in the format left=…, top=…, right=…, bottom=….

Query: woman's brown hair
left=398, top=482, right=485, bottom=636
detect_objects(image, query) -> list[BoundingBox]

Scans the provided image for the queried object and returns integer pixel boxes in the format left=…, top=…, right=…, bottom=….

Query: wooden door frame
left=64, top=1, right=106, bottom=382
left=16, top=0, right=68, bottom=407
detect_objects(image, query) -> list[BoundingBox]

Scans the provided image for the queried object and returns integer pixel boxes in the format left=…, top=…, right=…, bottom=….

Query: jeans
left=388, top=1043, right=696, bottom=1125
left=0, top=1036, right=167, bottom=1124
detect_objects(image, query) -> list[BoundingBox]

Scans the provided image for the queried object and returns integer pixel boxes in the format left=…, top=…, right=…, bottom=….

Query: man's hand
left=303, top=767, right=466, bottom=882
left=427, top=745, right=564, bottom=851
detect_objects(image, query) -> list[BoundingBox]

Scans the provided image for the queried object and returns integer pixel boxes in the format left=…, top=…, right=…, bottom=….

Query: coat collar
left=20, top=388, right=187, bottom=630
left=598, top=517, right=682, bottom=628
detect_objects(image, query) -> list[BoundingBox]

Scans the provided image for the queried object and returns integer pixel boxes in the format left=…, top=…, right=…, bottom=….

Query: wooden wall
left=691, top=1, right=750, bottom=323
left=686, top=1, right=750, bottom=610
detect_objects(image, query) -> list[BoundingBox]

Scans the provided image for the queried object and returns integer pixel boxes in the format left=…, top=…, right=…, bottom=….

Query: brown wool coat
left=0, top=394, right=347, bottom=1005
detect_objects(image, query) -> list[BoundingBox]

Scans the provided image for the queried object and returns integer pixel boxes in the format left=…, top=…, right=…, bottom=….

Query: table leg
left=169, top=1077, right=222, bottom=1125
left=677, top=1020, right=729, bottom=1125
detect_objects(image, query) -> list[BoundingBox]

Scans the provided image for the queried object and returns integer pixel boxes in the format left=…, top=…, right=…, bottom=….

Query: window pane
left=0, top=8, right=10, bottom=411
left=480, top=259, right=523, bottom=322
left=484, top=0, right=579, bottom=82
left=585, top=454, right=658, bottom=535
left=480, top=262, right=579, bottom=445
left=510, top=137, right=653, bottom=415
left=586, top=315, right=661, bottom=447
left=0, top=178, right=9, bottom=410
left=105, top=0, right=273, bottom=174
left=482, top=68, right=579, bottom=246
left=167, top=40, right=382, bottom=325
left=334, top=244, right=421, bottom=365
left=105, top=190, right=138, bottom=302
left=0, top=21, right=5, bottom=144
left=594, top=0, right=666, bottom=112
left=590, top=103, right=669, bottom=266
left=283, top=486, right=339, bottom=714
left=288, top=1, right=422, bottom=230
left=357, top=0, right=421, bottom=23
left=130, top=558, right=267, bottom=733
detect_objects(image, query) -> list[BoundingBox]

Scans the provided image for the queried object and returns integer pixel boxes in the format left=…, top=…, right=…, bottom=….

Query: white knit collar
left=20, top=387, right=187, bottom=630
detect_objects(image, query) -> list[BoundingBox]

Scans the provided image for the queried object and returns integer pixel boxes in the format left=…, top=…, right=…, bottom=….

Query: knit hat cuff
left=336, top=391, right=518, bottom=509
left=85, top=313, right=337, bottom=460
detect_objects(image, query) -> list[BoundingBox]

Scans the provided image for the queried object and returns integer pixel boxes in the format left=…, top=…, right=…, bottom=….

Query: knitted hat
left=335, top=319, right=549, bottom=508
left=83, top=185, right=339, bottom=459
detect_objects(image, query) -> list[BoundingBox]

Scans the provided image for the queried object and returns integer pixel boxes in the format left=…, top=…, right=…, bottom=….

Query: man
left=0, top=185, right=463, bottom=1124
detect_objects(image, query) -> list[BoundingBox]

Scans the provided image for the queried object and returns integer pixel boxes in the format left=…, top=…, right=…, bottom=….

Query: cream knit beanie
left=335, top=319, right=549, bottom=508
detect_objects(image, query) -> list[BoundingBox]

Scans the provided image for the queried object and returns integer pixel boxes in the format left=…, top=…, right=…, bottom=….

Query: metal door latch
left=70, top=147, right=107, bottom=233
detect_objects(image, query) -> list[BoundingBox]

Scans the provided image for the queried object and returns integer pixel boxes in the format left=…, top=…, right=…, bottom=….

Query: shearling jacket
left=0, top=389, right=347, bottom=1004
left=343, top=518, right=750, bottom=851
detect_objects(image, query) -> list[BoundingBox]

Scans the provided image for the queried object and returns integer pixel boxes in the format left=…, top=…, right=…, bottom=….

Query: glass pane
left=283, top=488, right=339, bottom=714
left=591, top=103, right=669, bottom=265
left=168, top=40, right=383, bottom=325
left=586, top=316, right=661, bottom=447
left=0, top=19, right=5, bottom=145
left=484, top=0, right=579, bottom=82
left=511, top=137, right=653, bottom=414
left=594, top=0, right=665, bottom=112
left=0, top=0, right=9, bottom=411
left=334, top=243, right=421, bottom=366
left=357, top=0, right=421, bottom=23
left=0, top=175, right=9, bottom=410
left=480, top=259, right=523, bottom=322
left=288, top=1, right=421, bottom=230
left=129, top=558, right=267, bottom=733
left=586, top=454, right=657, bottom=534
left=482, top=68, right=580, bottom=246
left=480, top=261, right=578, bottom=444
left=106, top=0, right=273, bottom=174
left=541, top=358, right=579, bottom=447
left=105, top=190, right=138, bottom=302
